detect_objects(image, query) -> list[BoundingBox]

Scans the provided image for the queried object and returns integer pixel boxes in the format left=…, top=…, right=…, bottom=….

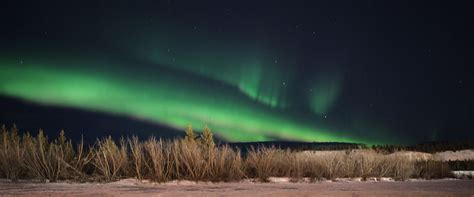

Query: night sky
left=1, top=0, right=473, bottom=145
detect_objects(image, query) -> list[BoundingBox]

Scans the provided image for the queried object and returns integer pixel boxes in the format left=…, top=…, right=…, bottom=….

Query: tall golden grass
left=0, top=124, right=454, bottom=183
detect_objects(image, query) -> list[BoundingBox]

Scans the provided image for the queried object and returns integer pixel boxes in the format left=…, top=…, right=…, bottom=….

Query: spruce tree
left=184, top=124, right=196, bottom=143
left=201, top=125, right=214, bottom=149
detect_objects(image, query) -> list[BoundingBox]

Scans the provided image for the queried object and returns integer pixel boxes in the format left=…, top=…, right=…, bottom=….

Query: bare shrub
left=273, top=149, right=296, bottom=178
left=374, top=156, right=393, bottom=178
left=245, top=146, right=282, bottom=182
left=144, top=137, right=175, bottom=182
left=353, top=150, right=380, bottom=179
left=128, top=136, right=145, bottom=180
left=297, top=153, right=326, bottom=181
left=245, top=148, right=330, bottom=182
left=1, top=124, right=458, bottom=183
left=320, top=151, right=344, bottom=180
left=174, top=139, right=207, bottom=181
left=284, top=150, right=303, bottom=182
left=92, top=136, right=128, bottom=182
left=297, top=150, right=414, bottom=180
left=338, top=150, right=357, bottom=178
left=68, top=136, right=94, bottom=181
left=0, top=125, right=25, bottom=181
left=209, top=145, right=243, bottom=182
left=23, top=130, right=73, bottom=182
left=389, top=154, right=415, bottom=180
left=414, top=160, right=453, bottom=179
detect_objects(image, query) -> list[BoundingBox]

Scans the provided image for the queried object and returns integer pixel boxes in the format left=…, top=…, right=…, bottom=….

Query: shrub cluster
left=245, top=149, right=425, bottom=181
left=0, top=124, right=456, bottom=183
left=447, top=160, right=474, bottom=171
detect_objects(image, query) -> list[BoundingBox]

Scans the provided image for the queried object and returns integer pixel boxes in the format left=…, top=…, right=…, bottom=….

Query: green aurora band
left=108, top=24, right=294, bottom=109
left=0, top=19, right=398, bottom=145
left=308, top=73, right=342, bottom=116
left=0, top=56, right=381, bottom=144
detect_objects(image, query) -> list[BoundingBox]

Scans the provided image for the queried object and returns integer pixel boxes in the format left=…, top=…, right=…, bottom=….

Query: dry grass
left=92, top=136, right=128, bottom=182
left=0, top=124, right=460, bottom=183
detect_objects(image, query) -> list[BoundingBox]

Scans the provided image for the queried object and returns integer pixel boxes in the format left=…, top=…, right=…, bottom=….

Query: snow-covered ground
left=302, top=149, right=474, bottom=161
left=435, top=149, right=474, bottom=161
left=0, top=178, right=473, bottom=196
left=452, top=171, right=474, bottom=179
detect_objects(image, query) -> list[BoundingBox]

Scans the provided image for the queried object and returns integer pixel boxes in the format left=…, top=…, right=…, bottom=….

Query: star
left=225, top=8, right=232, bottom=16
left=425, top=48, right=432, bottom=57
left=274, top=59, right=278, bottom=64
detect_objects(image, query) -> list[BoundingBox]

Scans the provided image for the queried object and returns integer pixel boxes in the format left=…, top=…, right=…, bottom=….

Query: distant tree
left=184, top=124, right=196, bottom=144
left=201, top=125, right=215, bottom=149
left=57, top=130, right=74, bottom=162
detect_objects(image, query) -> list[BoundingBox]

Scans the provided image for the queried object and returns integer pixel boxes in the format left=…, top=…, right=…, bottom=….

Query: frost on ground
left=435, top=149, right=474, bottom=161
left=0, top=178, right=473, bottom=197
left=302, top=149, right=474, bottom=161
left=452, top=171, right=474, bottom=179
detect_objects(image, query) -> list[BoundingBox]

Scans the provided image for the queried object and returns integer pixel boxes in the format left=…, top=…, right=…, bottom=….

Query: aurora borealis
left=1, top=1, right=473, bottom=145
left=0, top=53, right=358, bottom=143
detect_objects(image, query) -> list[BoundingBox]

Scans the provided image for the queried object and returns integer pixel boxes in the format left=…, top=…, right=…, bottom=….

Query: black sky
left=1, top=0, right=473, bottom=143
